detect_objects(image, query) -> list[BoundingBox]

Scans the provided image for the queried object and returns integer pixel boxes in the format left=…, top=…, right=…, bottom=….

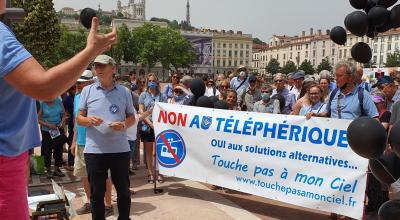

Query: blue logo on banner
left=156, top=130, right=186, bottom=168
left=201, top=116, right=212, bottom=130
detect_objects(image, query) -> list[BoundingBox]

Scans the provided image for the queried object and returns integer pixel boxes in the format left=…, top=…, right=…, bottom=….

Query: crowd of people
left=2, top=2, right=400, bottom=218
left=33, top=58, right=400, bottom=220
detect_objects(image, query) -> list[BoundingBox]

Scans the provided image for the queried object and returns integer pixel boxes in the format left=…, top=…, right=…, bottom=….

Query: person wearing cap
left=204, top=77, right=220, bottom=97
left=310, top=61, right=378, bottom=120
left=291, top=71, right=305, bottom=100
left=366, top=91, right=390, bottom=214
left=237, top=75, right=261, bottom=111
left=71, top=70, right=113, bottom=216
left=230, top=65, right=249, bottom=95
left=0, top=4, right=116, bottom=218
left=373, top=75, right=398, bottom=111
left=371, top=91, right=391, bottom=131
left=355, top=66, right=372, bottom=92
left=77, top=54, right=135, bottom=220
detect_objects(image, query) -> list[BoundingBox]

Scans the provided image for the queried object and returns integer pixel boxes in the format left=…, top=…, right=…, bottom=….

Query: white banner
left=153, top=103, right=368, bottom=219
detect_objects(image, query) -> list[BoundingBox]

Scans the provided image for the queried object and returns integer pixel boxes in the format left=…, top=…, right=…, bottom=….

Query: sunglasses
left=174, top=89, right=183, bottom=94
left=274, top=80, right=283, bottom=83
left=148, top=80, right=155, bottom=82
left=220, top=85, right=229, bottom=89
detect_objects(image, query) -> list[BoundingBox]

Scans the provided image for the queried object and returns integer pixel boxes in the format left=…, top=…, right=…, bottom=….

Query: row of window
left=214, top=59, right=249, bottom=67
left=213, top=42, right=251, bottom=49
left=372, top=43, right=400, bottom=53
left=213, top=50, right=250, bottom=58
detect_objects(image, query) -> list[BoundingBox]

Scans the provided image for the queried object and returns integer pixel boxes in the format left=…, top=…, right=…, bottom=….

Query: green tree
left=158, top=28, right=196, bottom=70
left=385, top=52, right=400, bottom=67
left=299, top=59, right=315, bottom=75
left=46, top=26, right=87, bottom=66
left=281, top=61, right=297, bottom=74
left=111, top=24, right=135, bottom=65
left=12, top=0, right=61, bottom=68
left=130, top=23, right=196, bottom=71
left=266, top=58, right=281, bottom=75
left=316, top=57, right=333, bottom=73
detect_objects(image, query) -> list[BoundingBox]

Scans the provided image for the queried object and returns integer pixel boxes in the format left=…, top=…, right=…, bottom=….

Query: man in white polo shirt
left=77, top=55, right=135, bottom=220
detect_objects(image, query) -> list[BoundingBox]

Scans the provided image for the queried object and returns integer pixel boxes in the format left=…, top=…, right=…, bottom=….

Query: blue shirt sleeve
left=0, top=23, right=32, bottom=78
left=362, top=90, right=379, bottom=118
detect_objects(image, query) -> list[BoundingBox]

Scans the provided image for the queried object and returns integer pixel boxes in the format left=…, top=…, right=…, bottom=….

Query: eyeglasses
left=148, top=80, right=155, bottom=82
left=220, top=85, right=229, bottom=89
left=274, top=80, right=283, bottom=83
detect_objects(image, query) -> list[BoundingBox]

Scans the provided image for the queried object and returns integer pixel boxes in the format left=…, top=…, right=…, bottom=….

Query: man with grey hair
left=271, top=73, right=296, bottom=114
left=355, top=65, right=372, bottom=92
left=310, top=61, right=378, bottom=119
left=310, top=61, right=378, bottom=220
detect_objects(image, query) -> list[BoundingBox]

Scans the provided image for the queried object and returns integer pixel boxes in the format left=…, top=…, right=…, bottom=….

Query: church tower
left=186, top=0, right=191, bottom=27
left=136, top=0, right=146, bottom=21
left=117, top=0, right=122, bottom=13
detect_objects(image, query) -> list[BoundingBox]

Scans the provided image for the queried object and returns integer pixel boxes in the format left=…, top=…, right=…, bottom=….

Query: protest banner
left=153, top=103, right=368, bottom=219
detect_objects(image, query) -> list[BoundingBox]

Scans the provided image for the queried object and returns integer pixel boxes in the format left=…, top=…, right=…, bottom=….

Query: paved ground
left=28, top=162, right=343, bottom=220
left=28, top=149, right=379, bottom=220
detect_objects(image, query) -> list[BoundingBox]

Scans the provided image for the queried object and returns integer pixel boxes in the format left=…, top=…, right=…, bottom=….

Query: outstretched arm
left=4, top=17, right=116, bottom=101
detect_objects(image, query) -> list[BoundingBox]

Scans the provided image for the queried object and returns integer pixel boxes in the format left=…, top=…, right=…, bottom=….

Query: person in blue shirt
left=230, top=65, right=249, bottom=95
left=38, top=98, right=68, bottom=178
left=77, top=55, right=135, bottom=220
left=139, top=73, right=168, bottom=183
left=162, top=72, right=181, bottom=99
left=310, top=60, right=378, bottom=121
left=0, top=5, right=116, bottom=219
left=71, top=70, right=113, bottom=216
left=271, top=73, right=296, bottom=115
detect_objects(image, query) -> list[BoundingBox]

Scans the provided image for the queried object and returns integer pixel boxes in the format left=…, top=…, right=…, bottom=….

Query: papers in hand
left=95, top=121, right=112, bottom=135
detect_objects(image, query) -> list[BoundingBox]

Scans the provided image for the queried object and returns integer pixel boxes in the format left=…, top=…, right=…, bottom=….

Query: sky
left=53, top=0, right=354, bottom=41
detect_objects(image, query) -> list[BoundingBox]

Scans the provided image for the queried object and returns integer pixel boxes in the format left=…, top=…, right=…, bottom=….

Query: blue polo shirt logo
left=109, top=104, right=119, bottom=114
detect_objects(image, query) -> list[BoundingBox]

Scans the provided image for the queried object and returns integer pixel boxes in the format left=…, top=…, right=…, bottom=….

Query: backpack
left=327, top=87, right=365, bottom=118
